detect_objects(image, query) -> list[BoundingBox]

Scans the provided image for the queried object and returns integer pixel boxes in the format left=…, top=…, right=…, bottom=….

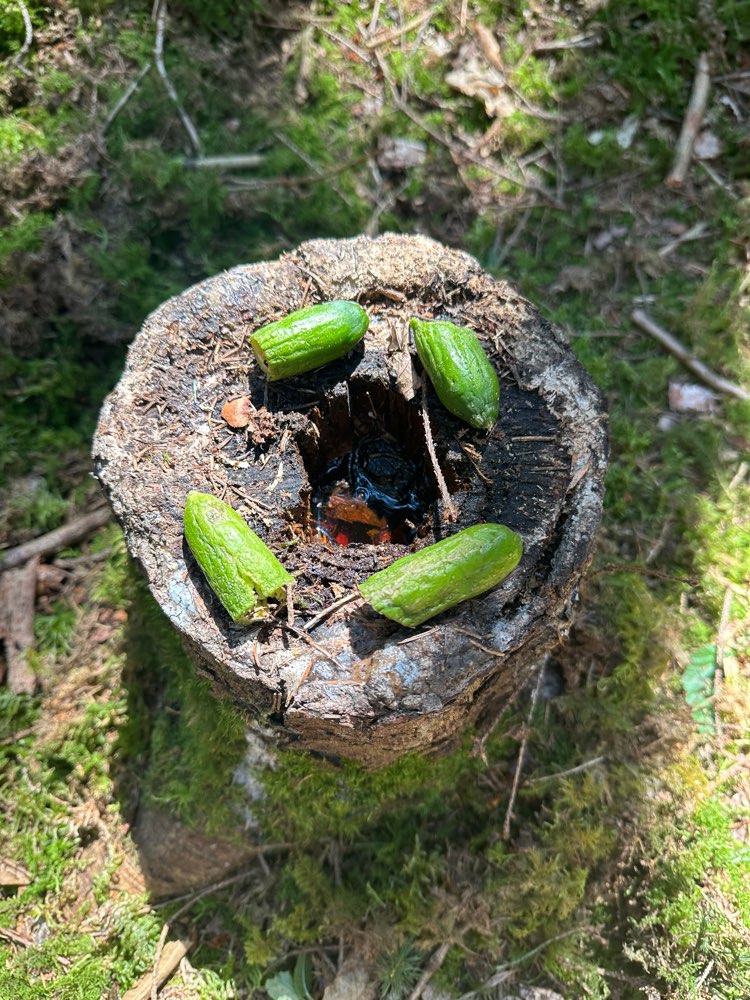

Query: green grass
left=1, top=0, right=749, bottom=995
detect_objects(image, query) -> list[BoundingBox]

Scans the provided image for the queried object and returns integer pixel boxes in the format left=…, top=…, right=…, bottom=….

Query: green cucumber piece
left=251, top=300, right=368, bottom=381
left=358, top=523, right=522, bottom=628
left=184, top=491, right=293, bottom=623
left=410, top=317, right=500, bottom=429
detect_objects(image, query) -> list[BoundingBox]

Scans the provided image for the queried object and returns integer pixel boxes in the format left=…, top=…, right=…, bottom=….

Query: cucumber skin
left=184, top=491, right=293, bottom=623
left=358, top=523, right=522, bottom=628
left=410, top=318, right=500, bottom=429
left=251, top=301, right=368, bottom=381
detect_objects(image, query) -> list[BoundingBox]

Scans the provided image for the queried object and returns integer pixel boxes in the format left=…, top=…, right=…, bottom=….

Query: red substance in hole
left=315, top=489, right=393, bottom=546
left=312, top=437, right=425, bottom=547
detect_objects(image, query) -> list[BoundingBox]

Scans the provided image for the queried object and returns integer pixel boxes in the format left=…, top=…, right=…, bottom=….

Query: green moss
left=627, top=796, right=750, bottom=996
left=118, top=571, right=248, bottom=834
left=0, top=212, right=54, bottom=265
left=34, top=600, right=77, bottom=658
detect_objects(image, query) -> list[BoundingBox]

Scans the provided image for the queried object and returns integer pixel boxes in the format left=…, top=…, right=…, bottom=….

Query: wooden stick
left=527, top=755, right=607, bottom=785
left=459, top=0, right=468, bottom=34
left=421, top=385, right=458, bottom=523
left=101, top=62, right=152, bottom=135
left=367, top=0, right=382, bottom=36
left=365, top=8, right=432, bottom=48
left=631, top=308, right=749, bottom=401
left=152, top=0, right=201, bottom=155
left=0, top=558, right=39, bottom=694
left=0, top=507, right=111, bottom=572
left=12, top=0, right=33, bottom=71
left=407, top=941, right=451, bottom=1000
left=185, top=153, right=264, bottom=170
left=122, top=938, right=189, bottom=1000
left=502, top=667, right=544, bottom=839
left=666, top=52, right=710, bottom=188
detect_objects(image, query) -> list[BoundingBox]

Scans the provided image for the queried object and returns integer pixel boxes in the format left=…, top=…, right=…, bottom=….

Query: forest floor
left=0, top=1, right=749, bottom=998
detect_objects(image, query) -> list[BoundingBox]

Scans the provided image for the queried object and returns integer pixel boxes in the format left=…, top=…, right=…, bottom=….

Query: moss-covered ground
left=1, top=1, right=749, bottom=997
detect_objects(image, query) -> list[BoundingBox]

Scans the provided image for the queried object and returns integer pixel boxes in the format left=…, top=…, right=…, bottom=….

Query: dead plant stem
left=152, top=0, right=201, bottom=155
left=631, top=308, right=749, bottom=401
left=12, top=0, right=33, bottom=73
left=102, top=62, right=152, bottom=135
left=420, top=384, right=458, bottom=523
left=666, top=52, right=710, bottom=187
left=502, top=667, right=544, bottom=839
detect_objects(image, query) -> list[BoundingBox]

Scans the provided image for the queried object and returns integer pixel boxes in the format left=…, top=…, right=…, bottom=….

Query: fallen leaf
left=0, top=856, right=31, bottom=887
left=551, top=265, right=598, bottom=293
left=388, top=350, right=421, bottom=401
left=616, top=113, right=640, bottom=149
left=221, top=396, right=253, bottom=428
left=446, top=44, right=514, bottom=119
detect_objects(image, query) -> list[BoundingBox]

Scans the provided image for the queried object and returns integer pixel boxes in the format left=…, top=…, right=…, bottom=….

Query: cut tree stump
left=93, top=234, right=607, bottom=770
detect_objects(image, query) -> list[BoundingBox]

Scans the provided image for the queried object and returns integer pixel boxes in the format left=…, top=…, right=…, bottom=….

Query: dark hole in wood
left=293, top=378, right=449, bottom=546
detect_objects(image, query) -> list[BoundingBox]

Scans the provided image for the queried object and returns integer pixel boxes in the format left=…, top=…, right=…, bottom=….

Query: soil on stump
left=93, top=234, right=608, bottom=768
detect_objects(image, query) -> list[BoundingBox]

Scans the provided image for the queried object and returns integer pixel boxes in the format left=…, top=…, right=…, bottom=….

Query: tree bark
left=93, top=234, right=607, bottom=768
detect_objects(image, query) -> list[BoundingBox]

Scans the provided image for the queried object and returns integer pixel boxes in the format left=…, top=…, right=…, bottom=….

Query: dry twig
left=0, top=507, right=111, bottom=573
left=11, top=0, right=33, bottom=74
left=502, top=667, right=544, bottom=839
left=185, top=153, right=264, bottom=170
left=101, top=62, right=152, bottom=135
left=303, top=591, right=362, bottom=632
left=0, top=558, right=39, bottom=694
left=152, top=0, right=201, bottom=155
left=666, top=52, right=710, bottom=187
left=527, top=755, right=607, bottom=785
left=407, top=941, right=451, bottom=1000
left=420, top=384, right=458, bottom=523
left=631, top=308, right=749, bottom=401
left=365, top=9, right=432, bottom=48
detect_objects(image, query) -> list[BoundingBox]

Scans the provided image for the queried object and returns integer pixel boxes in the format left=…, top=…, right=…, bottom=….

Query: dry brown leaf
left=220, top=396, right=253, bottom=428
left=0, top=856, right=31, bottom=887
left=388, top=350, right=421, bottom=401
left=445, top=44, right=514, bottom=119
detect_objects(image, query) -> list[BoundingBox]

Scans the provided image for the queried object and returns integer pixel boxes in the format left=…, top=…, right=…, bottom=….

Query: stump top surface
left=93, top=234, right=607, bottom=765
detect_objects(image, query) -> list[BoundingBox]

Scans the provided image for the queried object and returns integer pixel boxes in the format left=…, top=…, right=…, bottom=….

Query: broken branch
left=185, top=153, right=265, bottom=170
left=101, top=62, right=152, bottom=135
left=121, top=938, right=189, bottom=1000
left=0, top=558, right=39, bottom=694
left=421, top=384, right=458, bottom=523
left=152, top=0, right=201, bottom=155
left=0, top=507, right=111, bottom=573
left=11, top=0, right=33, bottom=73
left=631, top=308, right=749, bottom=402
left=666, top=52, right=710, bottom=188
left=502, top=666, right=544, bottom=839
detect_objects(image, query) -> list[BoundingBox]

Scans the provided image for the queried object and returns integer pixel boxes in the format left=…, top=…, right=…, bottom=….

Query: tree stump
left=93, top=234, right=607, bottom=770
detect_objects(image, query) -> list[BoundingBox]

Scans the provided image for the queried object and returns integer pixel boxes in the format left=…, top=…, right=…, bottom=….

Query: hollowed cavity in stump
left=93, top=234, right=608, bottom=768
left=299, top=380, right=434, bottom=546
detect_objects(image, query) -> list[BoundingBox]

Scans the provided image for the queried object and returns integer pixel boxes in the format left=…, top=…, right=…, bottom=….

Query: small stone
left=668, top=381, right=719, bottom=414
left=694, top=130, right=723, bottom=160
left=377, top=137, right=427, bottom=171
left=221, top=396, right=252, bottom=428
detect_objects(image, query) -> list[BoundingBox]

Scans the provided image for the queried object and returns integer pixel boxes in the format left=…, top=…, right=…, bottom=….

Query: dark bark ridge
left=93, top=234, right=608, bottom=767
